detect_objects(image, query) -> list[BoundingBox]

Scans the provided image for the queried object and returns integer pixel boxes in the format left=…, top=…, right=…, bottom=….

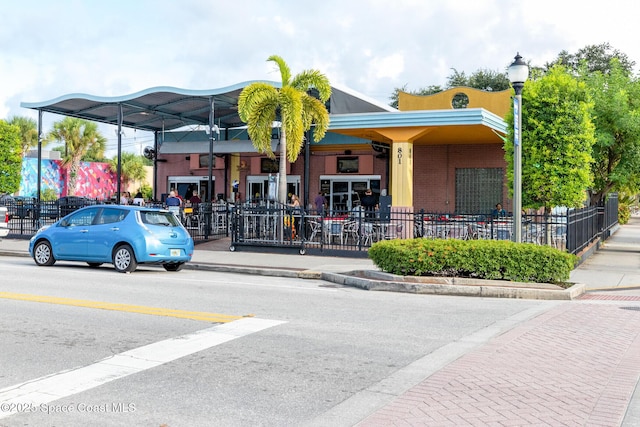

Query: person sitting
left=350, top=200, right=364, bottom=220
left=189, top=190, right=202, bottom=205
left=492, top=203, right=507, bottom=218
left=165, top=190, right=182, bottom=217
left=132, top=191, right=145, bottom=206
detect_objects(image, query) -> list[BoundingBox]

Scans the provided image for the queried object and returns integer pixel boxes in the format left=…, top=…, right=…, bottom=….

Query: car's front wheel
left=33, top=240, right=56, bottom=266
left=163, top=263, right=184, bottom=272
left=113, top=244, right=137, bottom=273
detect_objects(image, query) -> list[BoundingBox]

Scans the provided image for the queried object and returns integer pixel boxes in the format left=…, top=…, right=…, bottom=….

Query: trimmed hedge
left=368, top=238, right=578, bottom=284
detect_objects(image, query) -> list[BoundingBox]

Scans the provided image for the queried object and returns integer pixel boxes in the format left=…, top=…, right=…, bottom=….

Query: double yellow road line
left=0, top=292, right=249, bottom=323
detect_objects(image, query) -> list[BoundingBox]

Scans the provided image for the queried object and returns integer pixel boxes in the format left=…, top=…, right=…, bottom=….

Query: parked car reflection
left=29, top=205, right=194, bottom=273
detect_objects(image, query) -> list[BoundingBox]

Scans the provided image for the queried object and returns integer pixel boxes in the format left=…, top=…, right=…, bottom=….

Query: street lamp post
left=508, top=53, right=529, bottom=243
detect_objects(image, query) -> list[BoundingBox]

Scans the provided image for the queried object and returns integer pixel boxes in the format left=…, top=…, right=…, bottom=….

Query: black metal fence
left=0, top=194, right=619, bottom=257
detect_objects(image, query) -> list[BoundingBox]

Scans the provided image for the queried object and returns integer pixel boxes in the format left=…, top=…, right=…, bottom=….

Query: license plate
left=170, top=249, right=181, bottom=257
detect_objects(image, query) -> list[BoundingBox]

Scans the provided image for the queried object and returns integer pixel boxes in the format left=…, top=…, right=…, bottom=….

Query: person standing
left=361, top=189, right=377, bottom=219
left=314, top=191, right=326, bottom=215
left=289, top=194, right=301, bottom=239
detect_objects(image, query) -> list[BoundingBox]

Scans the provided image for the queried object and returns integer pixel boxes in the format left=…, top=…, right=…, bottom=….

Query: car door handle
left=110, top=227, right=120, bottom=231
left=80, top=229, right=89, bottom=233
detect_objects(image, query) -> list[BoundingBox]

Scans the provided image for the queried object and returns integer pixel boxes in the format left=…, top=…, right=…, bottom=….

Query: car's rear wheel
left=113, top=244, right=137, bottom=273
left=33, top=240, right=56, bottom=266
left=163, top=262, right=184, bottom=272
left=87, top=262, right=103, bottom=268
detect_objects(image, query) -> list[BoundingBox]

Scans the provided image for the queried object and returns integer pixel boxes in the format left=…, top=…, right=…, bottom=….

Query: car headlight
left=34, top=225, right=50, bottom=235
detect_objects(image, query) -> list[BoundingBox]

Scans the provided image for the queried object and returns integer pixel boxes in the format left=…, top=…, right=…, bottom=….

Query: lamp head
left=508, top=52, right=529, bottom=85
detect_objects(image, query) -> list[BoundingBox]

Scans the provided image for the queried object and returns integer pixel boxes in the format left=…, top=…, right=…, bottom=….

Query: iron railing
left=0, top=194, right=619, bottom=256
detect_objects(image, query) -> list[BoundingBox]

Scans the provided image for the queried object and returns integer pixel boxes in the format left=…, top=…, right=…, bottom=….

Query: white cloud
left=369, top=54, right=405, bottom=80
left=2, top=0, right=639, bottom=153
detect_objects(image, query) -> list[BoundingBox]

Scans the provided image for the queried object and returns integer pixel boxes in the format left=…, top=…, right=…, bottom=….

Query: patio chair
left=342, top=220, right=360, bottom=244
left=306, top=218, right=322, bottom=242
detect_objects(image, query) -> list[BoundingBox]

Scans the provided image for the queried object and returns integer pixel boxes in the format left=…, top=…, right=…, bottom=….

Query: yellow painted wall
left=398, top=87, right=512, bottom=118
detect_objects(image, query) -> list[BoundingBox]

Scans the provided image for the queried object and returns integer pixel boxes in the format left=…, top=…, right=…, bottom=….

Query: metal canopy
left=21, top=82, right=256, bottom=132
left=20, top=81, right=396, bottom=133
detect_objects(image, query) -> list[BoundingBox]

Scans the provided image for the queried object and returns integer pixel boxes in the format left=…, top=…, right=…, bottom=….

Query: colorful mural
left=19, top=158, right=118, bottom=199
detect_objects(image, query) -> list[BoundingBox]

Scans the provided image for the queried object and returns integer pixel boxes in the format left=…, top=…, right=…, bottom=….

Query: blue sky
left=2, top=0, right=637, bottom=155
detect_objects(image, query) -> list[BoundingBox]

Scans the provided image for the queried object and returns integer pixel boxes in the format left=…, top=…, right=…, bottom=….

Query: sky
left=1, top=0, right=638, bottom=156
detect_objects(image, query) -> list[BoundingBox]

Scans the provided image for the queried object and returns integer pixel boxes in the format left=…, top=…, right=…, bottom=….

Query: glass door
left=247, top=175, right=300, bottom=203
left=320, top=175, right=381, bottom=214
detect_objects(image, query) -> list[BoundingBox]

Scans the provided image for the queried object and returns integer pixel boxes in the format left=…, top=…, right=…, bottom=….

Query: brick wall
left=413, top=144, right=507, bottom=212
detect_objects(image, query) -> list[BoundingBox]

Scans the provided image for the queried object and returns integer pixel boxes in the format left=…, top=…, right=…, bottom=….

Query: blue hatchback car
left=29, top=205, right=194, bottom=273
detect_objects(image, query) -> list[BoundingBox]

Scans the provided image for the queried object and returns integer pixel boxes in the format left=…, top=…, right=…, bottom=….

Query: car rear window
left=140, top=211, right=181, bottom=227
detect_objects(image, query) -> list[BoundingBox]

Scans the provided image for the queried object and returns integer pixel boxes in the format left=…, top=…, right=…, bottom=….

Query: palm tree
left=7, top=116, right=40, bottom=157
left=238, top=55, right=331, bottom=203
left=47, top=117, right=107, bottom=196
left=108, top=152, right=147, bottom=193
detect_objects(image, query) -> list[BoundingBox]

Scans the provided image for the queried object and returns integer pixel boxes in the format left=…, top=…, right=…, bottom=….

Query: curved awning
left=20, top=82, right=267, bottom=132
left=20, top=82, right=396, bottom=133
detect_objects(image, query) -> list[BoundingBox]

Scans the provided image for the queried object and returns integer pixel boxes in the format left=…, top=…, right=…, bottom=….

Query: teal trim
left=328, top=108, right=507, bottom=133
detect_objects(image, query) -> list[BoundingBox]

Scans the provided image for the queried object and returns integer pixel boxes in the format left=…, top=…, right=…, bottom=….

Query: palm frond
left=291, top=70, right=332, bottom=101
left=302, top=96, right=331, bottom=142
left=238, top=83, right=278, bottom=122
left=267, top=55, right=291, bottom=86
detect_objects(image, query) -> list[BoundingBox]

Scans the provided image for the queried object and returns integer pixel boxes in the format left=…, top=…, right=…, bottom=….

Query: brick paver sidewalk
left=359, top=298, right=640, bottom=426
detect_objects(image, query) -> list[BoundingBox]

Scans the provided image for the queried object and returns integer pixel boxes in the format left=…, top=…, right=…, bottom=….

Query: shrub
left=618, top=204, right=630, bottom=225
left=368, top=238, right=578, bottom=284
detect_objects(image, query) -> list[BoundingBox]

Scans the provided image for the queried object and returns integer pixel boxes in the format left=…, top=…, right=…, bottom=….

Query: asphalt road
left=0, top=255, right=554, bottom=426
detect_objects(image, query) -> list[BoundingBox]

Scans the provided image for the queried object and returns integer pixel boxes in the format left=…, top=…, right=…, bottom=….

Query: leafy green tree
left=7, top=116, right=40, bottom=157
left=83, top=137, right=107, bottom=162
left=549, top=42, right=635, bottom=76
left=46, top=117, right=107, bottom=196
left=0, top=120, right=22, bottom=194
left=108, top=152, right=147, bottom=190
left=464, top=69, right=511, bottom=92
left=238, top=55, right=331, bottom=203
left=504, top=66, right=595, bottom=213
left=581, top=60, right=640, bottom=205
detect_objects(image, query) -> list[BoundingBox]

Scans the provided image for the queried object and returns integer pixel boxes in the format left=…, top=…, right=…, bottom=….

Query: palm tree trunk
left=279, top=126, right=288, bottom=204
left=278, top=127, right=288, bottom=243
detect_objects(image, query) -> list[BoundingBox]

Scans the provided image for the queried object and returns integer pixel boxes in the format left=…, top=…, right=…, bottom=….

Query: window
left=260, top=158, right=279, bottom=173
left=62, top=208, right=99, bottom=227
left=97, top=208, right=128, bottom=224
left=141, top=211, right=181, bottom=227
left=199, top=154, right=215, bottom=168
left=455, top=168, right=504, bottom=213
left=337, top=156, right=359, bottom=173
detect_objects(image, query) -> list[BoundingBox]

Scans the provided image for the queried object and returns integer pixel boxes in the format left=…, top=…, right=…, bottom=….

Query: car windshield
left=140, top=210, right=181, bottom=227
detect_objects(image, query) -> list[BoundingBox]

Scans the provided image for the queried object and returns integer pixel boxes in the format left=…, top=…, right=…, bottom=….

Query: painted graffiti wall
left=19, top=158, right=118, bottom=199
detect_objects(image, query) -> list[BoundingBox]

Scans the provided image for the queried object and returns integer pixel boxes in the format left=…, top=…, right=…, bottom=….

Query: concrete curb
left=186, top=262, right=301, bottom=278
left=0, top=250, right=29, bottom=258
left=321, top=271, right=585, bottom=300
